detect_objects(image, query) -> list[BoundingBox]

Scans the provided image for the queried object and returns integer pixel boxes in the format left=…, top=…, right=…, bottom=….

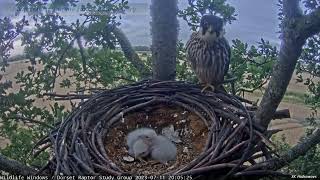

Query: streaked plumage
left=186, top=15, right=231, bottom=90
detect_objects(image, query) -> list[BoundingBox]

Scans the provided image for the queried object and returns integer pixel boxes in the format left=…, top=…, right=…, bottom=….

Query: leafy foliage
left=303, top=0, right=320, bottom=13
left=228, top=39, right=277, bottom=94
left=0, top=0, right=136, bottom=165
left=0, top=0, right=319, bottom=174
left=272, top=114, right=320, bottom=176
left=178, top=0, right=237, bottom=31
left=0, top=16, right=28, bottom=68
left=296, top=35, right=320, bottom=109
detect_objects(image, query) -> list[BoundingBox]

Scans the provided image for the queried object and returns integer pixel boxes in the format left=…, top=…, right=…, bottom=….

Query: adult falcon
left=186, top=15, right=231, bottom=92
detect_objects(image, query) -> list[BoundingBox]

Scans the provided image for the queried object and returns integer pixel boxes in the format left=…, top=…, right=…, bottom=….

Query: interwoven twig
left=34, top=80, right=288, bottom=178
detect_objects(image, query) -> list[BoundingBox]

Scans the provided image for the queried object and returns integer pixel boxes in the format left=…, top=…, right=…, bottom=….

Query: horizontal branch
left=42, top=93, right=91, bottom=99
left=271, top=109, right=290, bottom=120
left=0, top=154, right=36, bottom=175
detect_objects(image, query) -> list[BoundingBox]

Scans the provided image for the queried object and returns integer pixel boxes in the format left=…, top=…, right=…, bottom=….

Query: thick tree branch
left=283, top=0, right=302, bottom=18
left=270, top=109, right=290, bottom=120
left=108, top=25, right=151, bottom=78
left=255, top=0, right=317, bottom=128
left=0, top=154, right=37, bottom=175
left=298, top=7, right=320, bottom=40
left=260, top=128, right=320, bottom=170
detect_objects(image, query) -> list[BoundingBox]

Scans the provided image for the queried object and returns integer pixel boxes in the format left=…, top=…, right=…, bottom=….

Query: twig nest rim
left=36, top=80, right=276, bottom=178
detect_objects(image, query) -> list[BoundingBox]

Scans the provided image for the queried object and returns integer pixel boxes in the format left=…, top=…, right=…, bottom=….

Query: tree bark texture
left=151, top=0, right=178, bottom=81
left=0, top=154, right=36, bottom=175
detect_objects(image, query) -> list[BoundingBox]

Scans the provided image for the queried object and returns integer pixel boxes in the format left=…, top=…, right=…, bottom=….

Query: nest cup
left=35, top=80, right=277, bottom=179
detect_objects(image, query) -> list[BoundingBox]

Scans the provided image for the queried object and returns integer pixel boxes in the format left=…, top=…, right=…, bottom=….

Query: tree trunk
left=151, top=0, right=178, bottom=81
left=255, top=0, right=320, bottom=129
left=255, top=36, right=305, bottom=128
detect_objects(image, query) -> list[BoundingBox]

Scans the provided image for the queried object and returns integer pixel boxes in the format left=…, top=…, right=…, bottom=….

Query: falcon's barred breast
left=185, top=15, right=231, bottom=88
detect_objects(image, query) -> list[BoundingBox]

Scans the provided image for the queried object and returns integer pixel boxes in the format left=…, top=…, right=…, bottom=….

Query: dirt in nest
left=104, top=104, right=209, bottom=175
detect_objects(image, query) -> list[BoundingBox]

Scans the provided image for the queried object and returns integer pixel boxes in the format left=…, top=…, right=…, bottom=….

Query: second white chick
left=126, top=128, right=157, bottom=157
left=131, top=137, right=152, bottom=161
left=149, top=135, right=177, bottom=164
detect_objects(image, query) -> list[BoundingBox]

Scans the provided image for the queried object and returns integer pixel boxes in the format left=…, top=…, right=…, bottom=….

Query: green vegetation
left=283, top=91, right=307, bottom=104
left=273, top=115, right=320, bottom=176
left=0, top=0, right=319, bottom=176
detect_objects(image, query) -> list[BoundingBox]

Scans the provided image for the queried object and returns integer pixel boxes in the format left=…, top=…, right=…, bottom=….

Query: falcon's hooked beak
left=200, top=25, right=223, bottom=42
left=202, top=25, right=219, bottom=36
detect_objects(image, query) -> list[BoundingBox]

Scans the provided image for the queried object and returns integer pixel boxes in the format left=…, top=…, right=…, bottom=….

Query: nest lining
left=105, top=104, right=208, bottom=175
left=35, top=80, right=279, bottom=179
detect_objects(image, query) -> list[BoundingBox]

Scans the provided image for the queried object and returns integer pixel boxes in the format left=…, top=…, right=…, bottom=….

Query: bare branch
left=108, top=25, right=151, bottom=78
left=0, top=154, right=37, bottom=175
left=42, top=92, right=90, bottom=101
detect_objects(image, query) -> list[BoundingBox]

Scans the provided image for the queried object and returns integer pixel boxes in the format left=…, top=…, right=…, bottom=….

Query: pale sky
left=0, top=0, right=281, bottom=55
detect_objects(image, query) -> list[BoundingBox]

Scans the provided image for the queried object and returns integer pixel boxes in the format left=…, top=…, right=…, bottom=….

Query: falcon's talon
left=201, top=84, right=215, bottom=93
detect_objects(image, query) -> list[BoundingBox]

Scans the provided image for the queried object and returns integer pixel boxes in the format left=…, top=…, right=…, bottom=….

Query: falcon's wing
left=221, top=37, right=231, bottom=76
left=185, top=32, right=201, bottom=70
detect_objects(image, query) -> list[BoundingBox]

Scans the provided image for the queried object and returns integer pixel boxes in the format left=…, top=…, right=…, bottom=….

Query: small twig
left=42, top=92, right=91, bottom=99
left=239, top=78, right=269, bottom=93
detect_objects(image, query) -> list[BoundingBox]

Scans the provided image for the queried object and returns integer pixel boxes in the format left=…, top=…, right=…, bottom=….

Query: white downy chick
left=131, top=135, right=153, bottom=162
left=149, top=135, right=177, bottom=164
left=126, top=128, right=157, bottom=157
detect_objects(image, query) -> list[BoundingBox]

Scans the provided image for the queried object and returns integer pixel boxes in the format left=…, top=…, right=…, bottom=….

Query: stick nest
left=35, top=80, right=282, bottom=179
